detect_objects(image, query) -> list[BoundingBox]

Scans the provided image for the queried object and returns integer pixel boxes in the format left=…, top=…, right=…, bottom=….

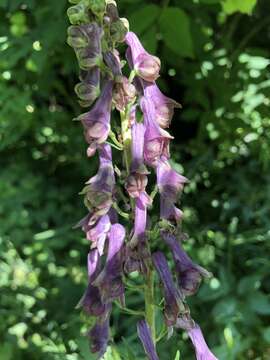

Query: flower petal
left=137, top=320, right=160, bottom=360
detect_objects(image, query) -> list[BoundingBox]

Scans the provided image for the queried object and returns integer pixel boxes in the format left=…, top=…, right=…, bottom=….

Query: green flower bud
left=67, top=26, right=89, bottom=48
left=110, top=18, right=128, bottom=43
left=76, top=47, right=102, bottom=70
left=67, top=3, right=89, bottom=25
left=90, top=0, right=106, bottom=17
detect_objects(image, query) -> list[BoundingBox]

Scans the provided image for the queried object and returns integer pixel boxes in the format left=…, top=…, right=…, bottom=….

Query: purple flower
left=113, top=76, right=137, bottom=112
left=126, top=122, right=152, bottom=246
left=77, top=81, right=113, bottom=157
left=137, top=320, right=160, bottom=360
left=162, top=231, right=211, bottom=296
left=188, top=325, right=218, bottom=360
left=157, top=160, right=187, bottom=223
left=141, top=97, right=173, bottom=167
left=177, top=318, right=218, bottom=360
left=82, top=144, right=115, bottom=219
left=152, top=252, right=185, bottom=327
left=78, top=250, right=107, bottom=316
left=144, top=82, right=181, bottom=128
left=93, top=223, right=125, bottom=302
left=81, top=214, right=111, bottom=255
left=75, top=67, right=100, bottom=107
left=124, top=240, right=150, bottom=274
left=88, top=315, right=111, bottom=358
left=103, top=50, right=122, bottom=79
left=125, top=32, right=161, bottom=82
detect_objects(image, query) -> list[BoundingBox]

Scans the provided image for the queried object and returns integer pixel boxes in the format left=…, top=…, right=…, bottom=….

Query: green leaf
left=263, top=327, right=270, bottom=343
left=248, top=292, right=270, bottom=315
left=128, top=4, right=160, bottom=35
left=159, top=7, right=194, bottom=58
left=174, top=350, right=180, bottom=360
left=222, top=0, right=257, bottom=15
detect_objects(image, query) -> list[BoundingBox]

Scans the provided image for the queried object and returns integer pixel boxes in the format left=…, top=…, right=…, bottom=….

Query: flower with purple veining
left=78, top=81, right=113, bottom=157
left=137, top=320, right=160, bottom=360
left=141, top=97, right=173, bottom=167
left=162, top=231, right=211, bottom=296
left=125, top=32, right=161, bottom=82
left=177, top=317, right=218, bottom=360
left=143, top=82, right=181, bottom=128
left=126, top=121, right=152, bottom=247
left=157, top=160, right=187, bottom=223
left=152, top=252, right=185, bottom=327
left=78, top=250, right=107, bottom=317
left=82, top=143, right=115, bottom=220
left=93, top=223, right=125, bottom=302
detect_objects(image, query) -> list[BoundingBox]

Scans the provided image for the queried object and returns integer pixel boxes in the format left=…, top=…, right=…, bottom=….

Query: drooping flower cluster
left=67, top=1, right=218, bottom=359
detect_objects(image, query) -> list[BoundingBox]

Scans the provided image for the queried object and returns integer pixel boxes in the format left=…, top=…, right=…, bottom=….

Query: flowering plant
left=67, top=1, right=218, bottom=359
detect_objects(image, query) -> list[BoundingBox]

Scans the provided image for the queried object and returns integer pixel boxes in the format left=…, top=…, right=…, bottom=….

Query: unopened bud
left=110, top=19, right=128, bottom=43
left=106, top=2, right=119, bottom=22
left=67, top=3, right=89, bottom=25
left=76, top=47, right=102, bottom=69
left=67, top=26, right=89, bottom=48
left=90, top=0, right=106, bottom=16
left=120, top=18, right=129, bottom=32
left=75, top=82, right=100, bottom=103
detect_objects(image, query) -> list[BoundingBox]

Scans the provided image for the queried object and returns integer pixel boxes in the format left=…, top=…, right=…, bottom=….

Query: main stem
left=145, top=266, right=156, bottom=342
left=120, top=107, right=156, bottom=343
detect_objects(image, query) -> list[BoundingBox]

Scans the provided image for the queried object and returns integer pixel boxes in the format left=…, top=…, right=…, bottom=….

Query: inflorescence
left=67, top=1, right=218, bottom=359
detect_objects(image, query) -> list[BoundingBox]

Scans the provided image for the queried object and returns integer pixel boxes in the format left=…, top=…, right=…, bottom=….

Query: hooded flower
left=162, top=231, right=211, bottom=297
left=177, top=317, right=218, bottom=360
left=76, top=213, right=111, bottom=255
left=78, top=81, right=113, bottom=157
left=157, top=160, right=187, bottom=223
left=126, top=122, right=152, bottom=247
left=141, top=97, right=173, bottom=167
left=78, top=250, right=107, bottom=317
left=75, top=67, right=100, bottom=107
left=137, top=320, right=160, bottom=360
left=143, top=82, right=181, bottom=128
left=125, top=32, right=161, bottom=82
left=82, top=144, right=115, bottom=221
left=93, top=223, right=125, bottom=302
left=152, top=252, right=185, bottom=327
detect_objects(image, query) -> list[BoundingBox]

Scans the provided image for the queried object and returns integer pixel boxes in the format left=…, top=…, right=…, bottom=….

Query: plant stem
left=145, top=267, right=156, bottom=342
left=120, top=110, right=132, bottom=171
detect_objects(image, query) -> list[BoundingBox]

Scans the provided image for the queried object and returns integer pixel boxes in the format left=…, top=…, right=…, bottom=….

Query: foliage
left=0, top=0, right=270, bottom=359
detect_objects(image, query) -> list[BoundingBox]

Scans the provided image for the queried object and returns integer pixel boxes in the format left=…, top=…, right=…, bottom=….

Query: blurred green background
left=1, top=0, right=270, bottom=359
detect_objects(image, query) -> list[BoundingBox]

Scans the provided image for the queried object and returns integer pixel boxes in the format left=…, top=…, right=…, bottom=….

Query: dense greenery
left=1, top=0, right=270, bottom=359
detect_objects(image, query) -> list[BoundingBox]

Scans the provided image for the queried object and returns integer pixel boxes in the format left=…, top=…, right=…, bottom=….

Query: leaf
left=174, top=350, right=180, bottom=360
left=263, top=327, right=270, bottom=343
left=128, top=4, right=160, bottom=35
left=222, top=0, right=257, bottom=15
left=159, top=7, right=194, bottom=58
left=248, top=292, right=270, bottom=315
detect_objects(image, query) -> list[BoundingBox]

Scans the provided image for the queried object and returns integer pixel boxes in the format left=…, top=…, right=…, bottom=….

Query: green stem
left=145, top=268, right=156, bottom=342
left=120, top=110, right=132, bottom=171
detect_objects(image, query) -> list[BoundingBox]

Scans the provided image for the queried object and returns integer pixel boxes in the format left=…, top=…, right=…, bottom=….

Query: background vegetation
left=0, top=0, right=270, bottom=359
